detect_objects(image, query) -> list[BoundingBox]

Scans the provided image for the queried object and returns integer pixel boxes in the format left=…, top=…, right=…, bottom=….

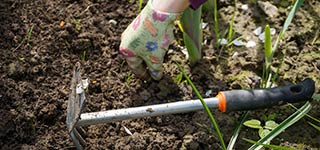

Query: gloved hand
left=119, top=0, right=181, bottom=80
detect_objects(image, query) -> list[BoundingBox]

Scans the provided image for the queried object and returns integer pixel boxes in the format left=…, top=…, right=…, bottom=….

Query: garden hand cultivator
left=67, top=63, right=315, bottom=149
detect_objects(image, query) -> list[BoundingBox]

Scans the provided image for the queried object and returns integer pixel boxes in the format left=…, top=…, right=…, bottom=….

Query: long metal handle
left=77, top=98, right=219, bottom=127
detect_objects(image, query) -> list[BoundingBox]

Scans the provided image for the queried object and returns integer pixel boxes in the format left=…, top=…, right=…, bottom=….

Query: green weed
left=81, top=51, right=86, bottom=62
left=26, top=25, right=34, bottom=47
left=74, top=19, right=82, bottom=31
left=125, top=72, right=132, bottom=84
left=13, top=25, right=34, bottom=50
left=243, top=119, right=279, bottom=139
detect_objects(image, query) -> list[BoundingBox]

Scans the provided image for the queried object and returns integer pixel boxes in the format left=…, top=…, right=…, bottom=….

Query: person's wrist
left=151, top=0, right=190, bottom=13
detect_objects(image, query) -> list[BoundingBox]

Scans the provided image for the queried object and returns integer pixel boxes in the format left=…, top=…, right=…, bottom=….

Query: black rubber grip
left=223, top=78, right=315, bottom=112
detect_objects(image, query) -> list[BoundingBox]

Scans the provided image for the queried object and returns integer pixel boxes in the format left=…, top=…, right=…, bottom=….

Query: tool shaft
left=77, top=98, right=219, bottom=126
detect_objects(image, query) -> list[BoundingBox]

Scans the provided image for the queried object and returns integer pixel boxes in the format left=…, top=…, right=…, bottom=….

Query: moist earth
left=0, top=0, right=319, bottom=149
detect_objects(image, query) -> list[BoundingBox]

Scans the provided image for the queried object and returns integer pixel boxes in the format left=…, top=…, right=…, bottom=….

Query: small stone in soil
left=233, top=40, right=244, bottom=46
left=218, top=38, right=228, bottom=45
left=254, top=26, right=262, bottom=36
left=258, top=1, right=279, bottom=18
left=246, top=40, right=256, bottom=48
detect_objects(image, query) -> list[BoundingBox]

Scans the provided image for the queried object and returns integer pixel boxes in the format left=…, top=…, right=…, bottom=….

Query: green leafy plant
left=243, top=119, right=279, bottom=139
left=179, top=6, right=203, bottom=65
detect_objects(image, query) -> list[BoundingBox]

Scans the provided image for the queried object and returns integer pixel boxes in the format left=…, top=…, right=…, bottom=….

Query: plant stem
left=177, top=63, right=226, bottom=150
left=213, top=0, right=220, bottom=47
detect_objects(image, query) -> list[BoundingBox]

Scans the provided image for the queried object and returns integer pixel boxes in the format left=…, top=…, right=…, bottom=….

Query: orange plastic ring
left=216, top=92, right=227, bottom=112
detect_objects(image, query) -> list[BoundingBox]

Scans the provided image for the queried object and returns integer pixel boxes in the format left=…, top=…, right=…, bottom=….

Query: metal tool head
left=66, top=62, right=87, bottom=149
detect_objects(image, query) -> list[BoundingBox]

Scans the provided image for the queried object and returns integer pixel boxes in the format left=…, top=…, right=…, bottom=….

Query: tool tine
left=74, top=128, right=87, bottom=148
left=76, top=127, right=87, bottom=139
left=70, top=129, right=85, bottom=150
left=66, top=62, right=86, bottom=133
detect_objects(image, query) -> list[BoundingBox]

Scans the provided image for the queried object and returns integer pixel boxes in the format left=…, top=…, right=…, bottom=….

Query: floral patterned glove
left=119, top=0, right=181, bottom=80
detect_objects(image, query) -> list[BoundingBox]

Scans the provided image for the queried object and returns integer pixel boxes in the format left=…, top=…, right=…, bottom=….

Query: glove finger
left=125, top=56, right=149, bottom=79
left=119, top=47, right=149, bottom=79
left=143, top=49, right=166, bottom=80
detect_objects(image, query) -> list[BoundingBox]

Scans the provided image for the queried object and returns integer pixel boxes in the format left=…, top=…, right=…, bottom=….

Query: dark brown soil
left=0, top=0, right=319, bottom=149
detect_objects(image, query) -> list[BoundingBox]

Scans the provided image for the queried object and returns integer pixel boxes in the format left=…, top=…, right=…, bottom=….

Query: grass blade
left=138, top=0, right=143, bottom=12
left=227, top=12, right=235, bottom=43
left=213, top=0, right=220, bottom=47
left=289, top=103, right=320, bottom=123
left=308, top=122, right=320, bottom=132
left=227, top=111, right=248, bottom=150
left=26, top=25, right=34, bottom=47
left=227, top=0, right=237, bottom=44
left=264, top=25, right=272, bottom=65
left=249, top=101, right=312, bottom=150
left=272, top=0, right=304, bottom=54
left=243, top=138, right=296, bottom=150
left=177, top=63, right=226, bottom=150
left=263, top=25, right=272, bottom=88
